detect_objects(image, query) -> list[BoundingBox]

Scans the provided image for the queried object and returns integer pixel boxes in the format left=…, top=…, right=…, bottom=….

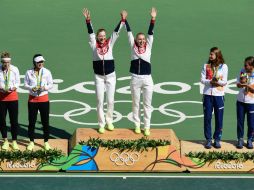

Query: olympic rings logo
left=49, top=100, right=203, bottom=126
left=109, top=152, right=140, bottom=166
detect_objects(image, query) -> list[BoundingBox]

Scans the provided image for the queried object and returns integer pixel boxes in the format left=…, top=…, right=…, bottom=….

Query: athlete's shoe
left=204, top=140, right=212, bottom=149
left=26, top=141, right=34, bottom=151
left=1, top=140, right=9, bottom=150
left=247, top=139, right=253, bottom=149
left=213, top=140, right=221, bottom=149
left=12, top=141, right=20, bottom=150
left=236, top=138, right=243, bottom=149
left=44, top=142, right=52, bottom=151
left=144, top=128, right=151, bottom=136
left=106, top=123, right=115, bottom=131
left=98, top=127, right=105, bottom=134
left=134, top=126, right=141, bottom=134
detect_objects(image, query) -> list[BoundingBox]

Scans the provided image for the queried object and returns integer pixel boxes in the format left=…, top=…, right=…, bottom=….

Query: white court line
left=0, top=175, right=254, bottom=179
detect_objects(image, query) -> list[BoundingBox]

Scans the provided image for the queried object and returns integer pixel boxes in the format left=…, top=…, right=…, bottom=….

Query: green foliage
left=79, top=137, right=170, bottom=152
left=186, top=151, right=254, bottom=164
left=0, top=149, right=64, bottom=164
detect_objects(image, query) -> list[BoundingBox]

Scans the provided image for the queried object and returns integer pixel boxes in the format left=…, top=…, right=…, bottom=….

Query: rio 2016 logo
left=17, top=76, right=238, bottom=95
left=214, top=161, right=244, bottom=170
left=16, top=75, right=238, bottom=126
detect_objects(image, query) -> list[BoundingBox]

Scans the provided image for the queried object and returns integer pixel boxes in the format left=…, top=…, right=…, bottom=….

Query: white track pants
left=130, top=74, right=154, bottom=129
left=95, top=72, right=116, bottom=128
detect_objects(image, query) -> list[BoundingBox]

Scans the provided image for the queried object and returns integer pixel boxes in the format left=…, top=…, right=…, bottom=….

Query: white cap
left=34, top=56, right=45, bottom=63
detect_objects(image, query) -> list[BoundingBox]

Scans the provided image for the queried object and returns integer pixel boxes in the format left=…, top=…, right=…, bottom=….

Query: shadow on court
left=5, top=122, right=71, bottom=140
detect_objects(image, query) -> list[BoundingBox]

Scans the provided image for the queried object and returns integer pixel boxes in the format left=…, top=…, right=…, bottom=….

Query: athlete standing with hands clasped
left=201, top=47, right=228, bottom=149
left=83, top=8, right=127, bottom=134
left=236, top=56, right=254, bottom=149
left=24, top=54, right=53, bottom=151
left=124, top=7, right=157, bottom=136
left=0, top=51, right=20, bottom=150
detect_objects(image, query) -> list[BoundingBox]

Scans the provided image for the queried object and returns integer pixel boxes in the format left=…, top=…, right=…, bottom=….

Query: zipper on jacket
left=138, top=58, right=141, bottom=75
left=103, top=55, right=105, bottom=75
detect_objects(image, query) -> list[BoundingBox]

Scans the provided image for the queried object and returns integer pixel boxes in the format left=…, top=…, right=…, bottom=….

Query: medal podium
left=1, top=128, right=254, bottom=173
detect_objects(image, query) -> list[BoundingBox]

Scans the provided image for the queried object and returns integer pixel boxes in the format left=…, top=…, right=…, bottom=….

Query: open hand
left=121, top=10, right=128, bottom=20
left=150, top=7, right=157, bottom=19
left=83, top=8, right=91, bottom=19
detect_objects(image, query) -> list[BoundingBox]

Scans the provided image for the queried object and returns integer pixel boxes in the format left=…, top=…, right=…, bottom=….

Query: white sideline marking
left=0, top=175, right=254, bottom=179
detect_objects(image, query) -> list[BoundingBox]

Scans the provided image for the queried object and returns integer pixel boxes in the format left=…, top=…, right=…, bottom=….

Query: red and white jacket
left=0, top=64, right=20, bottom=101
left=24, top=67, right=53, bottom=102
left=85, top=19, right=124, bottom=75
left=125, top=19, right=155, bottom=75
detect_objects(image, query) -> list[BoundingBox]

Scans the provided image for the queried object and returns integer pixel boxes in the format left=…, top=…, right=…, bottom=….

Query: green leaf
left=79, top=138, right=170, bottom=152
left=186, top=151, right=254, bottom=164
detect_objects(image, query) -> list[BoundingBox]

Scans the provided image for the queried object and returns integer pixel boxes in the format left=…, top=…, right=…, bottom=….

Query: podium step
left=70, top=128, right=180, bottom=150
left=180, top=140, right=254, bottom=172
left=0, top=139, right=68, bottom=172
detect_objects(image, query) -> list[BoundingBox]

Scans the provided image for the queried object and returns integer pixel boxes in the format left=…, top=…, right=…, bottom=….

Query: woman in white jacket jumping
left=124, top=8, right=157, bottom=136
left=83, top=8, right=127, bottom=134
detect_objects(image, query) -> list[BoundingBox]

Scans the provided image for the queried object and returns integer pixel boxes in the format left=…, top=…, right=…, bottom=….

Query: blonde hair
left=135, top=32, right=145, bottom=39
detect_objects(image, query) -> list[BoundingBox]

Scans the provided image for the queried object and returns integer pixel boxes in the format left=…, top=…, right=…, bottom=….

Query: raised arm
left=83, top=8, right=93, bottom=33
left=147, top=7, right=157, bottom=45
left=124, top=12, right=135, bottom=47
left=125, top=21, right=134, bottom=47
left=82, top=8, right=96, bottom=47
left=109, top=10, right=128, bottom=46
left=115, top=10, right=127, bottom=33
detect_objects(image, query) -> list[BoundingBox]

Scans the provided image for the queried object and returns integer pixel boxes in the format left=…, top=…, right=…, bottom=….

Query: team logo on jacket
left=134, top=44, right=146, bottom=54
left=96, top=40, right=109, bottom=55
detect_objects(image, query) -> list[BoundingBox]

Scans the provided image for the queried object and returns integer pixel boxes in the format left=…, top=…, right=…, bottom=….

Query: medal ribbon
left=3, top=68, right=11, bottom=91
left=35, top=69, right=43, bottom=88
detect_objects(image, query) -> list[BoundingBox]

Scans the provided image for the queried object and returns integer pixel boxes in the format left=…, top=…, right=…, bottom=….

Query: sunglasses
left=36, top=61, right=44, bottom=64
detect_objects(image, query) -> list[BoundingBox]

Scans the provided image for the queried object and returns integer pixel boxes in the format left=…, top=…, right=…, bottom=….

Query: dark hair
left=208, top=47, right=225, bottom=65
left=33, top=54, right=43, bottom=65
left=1, top=51, right=10, bottom=58
left=245, top=56, right=254, bottom=67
